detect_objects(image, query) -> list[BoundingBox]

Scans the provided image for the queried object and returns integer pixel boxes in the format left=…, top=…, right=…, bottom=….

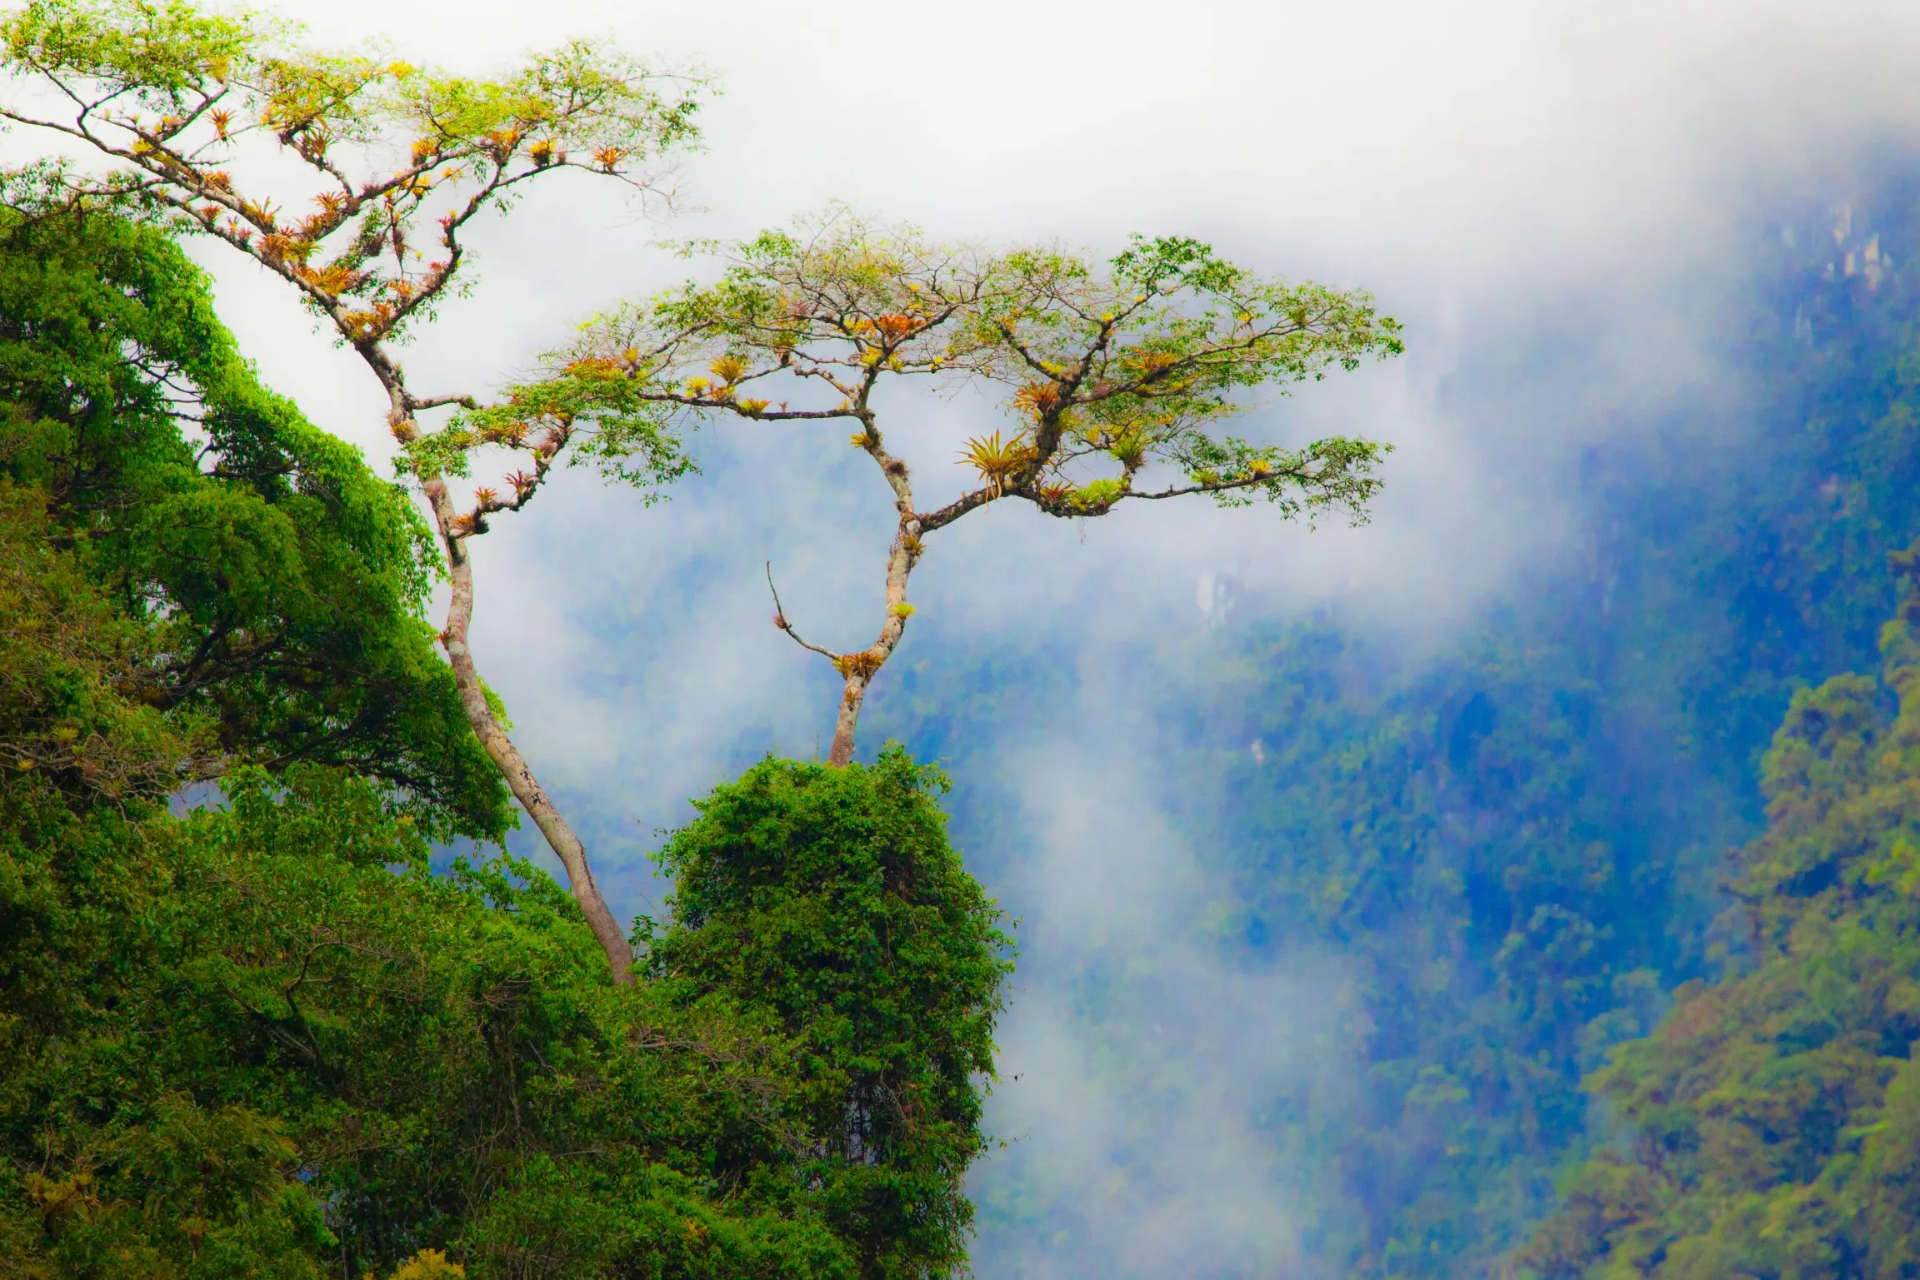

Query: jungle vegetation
left=7, top=2, right=1920, bottom=1279
left=1517, top=548, right=1920, bottom=1278
left=0, top=0, right=1399, bottom=981
left=894, top=172, right=1920, bottom=1276
left=0, top=194, right=1008, bottom=1277
left=0, top=1, right=1395, bottom=1274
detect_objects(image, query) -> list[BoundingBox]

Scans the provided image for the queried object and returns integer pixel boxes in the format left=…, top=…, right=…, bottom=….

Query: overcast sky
left=21, top=0, right=1920, bottom=1272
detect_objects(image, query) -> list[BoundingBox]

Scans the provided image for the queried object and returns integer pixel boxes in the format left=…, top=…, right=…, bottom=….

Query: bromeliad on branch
left=526, top=206, right=1403, bottom=765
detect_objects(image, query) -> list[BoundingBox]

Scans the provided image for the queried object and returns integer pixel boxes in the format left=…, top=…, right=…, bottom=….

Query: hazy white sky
left=18, top=0, right=1920, bottom=1272
left=211, top=0, right=1920, bottom=428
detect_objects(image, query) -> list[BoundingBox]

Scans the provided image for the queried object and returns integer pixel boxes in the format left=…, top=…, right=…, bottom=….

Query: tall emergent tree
left=0, top=0, right=709, bottom=980
left=538, top=209, right=1402, bottom=764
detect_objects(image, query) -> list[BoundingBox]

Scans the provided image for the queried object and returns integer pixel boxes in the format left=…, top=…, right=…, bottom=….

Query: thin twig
left=764, top=561, right=841, bottom=661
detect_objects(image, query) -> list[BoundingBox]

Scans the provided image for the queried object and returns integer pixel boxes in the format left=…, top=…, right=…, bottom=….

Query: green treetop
left=647, top=750, right=1010, bottom=1278
left=0, top=189, right=506, bottom=835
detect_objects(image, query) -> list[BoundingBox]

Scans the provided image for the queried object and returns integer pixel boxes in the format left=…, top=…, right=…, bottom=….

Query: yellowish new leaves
left=1, top=0, right=706, bottom=356
left=380, top=1248, right=465, bottom=1279
left=0, top=0, right=710, bottom=541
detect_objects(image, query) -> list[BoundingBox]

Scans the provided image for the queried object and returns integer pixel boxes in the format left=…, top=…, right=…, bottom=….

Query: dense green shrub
left=648, top=752, right=1012, bottom=1280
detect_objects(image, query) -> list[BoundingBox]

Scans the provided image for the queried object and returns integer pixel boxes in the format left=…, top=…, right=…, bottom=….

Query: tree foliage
left=0, top=207, right=1008, bottom=1278
left=1, top=0, right=698, bottom=345
left=572, top=208, right=1397, bottom=516
left=648, top=751, right=1011, bottom=1279
left=0, top=189, right=506, bottom=836
left=0, top=0, right=713, bottom=981
left=532, top=207, right=1400, bottom=762
left=0, top=0, right=705, bottom=517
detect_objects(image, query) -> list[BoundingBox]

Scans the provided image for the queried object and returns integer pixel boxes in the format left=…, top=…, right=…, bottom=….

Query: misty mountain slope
left=1520, top=553, right=1920, bottom=1280
left=856, top=170, right=1920, bottom=1277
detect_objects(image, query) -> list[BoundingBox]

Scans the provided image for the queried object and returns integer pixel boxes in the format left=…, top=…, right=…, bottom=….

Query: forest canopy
left=1516, top=552, right=1920, bottom=1280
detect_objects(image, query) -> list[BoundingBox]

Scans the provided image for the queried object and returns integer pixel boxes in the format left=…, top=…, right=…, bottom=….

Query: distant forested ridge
left=1518, top=550, right=1920, bottom=1278
left=922, top=170, right=1920, bottom=1277
left=0, top=201, right=1006, bottom=1277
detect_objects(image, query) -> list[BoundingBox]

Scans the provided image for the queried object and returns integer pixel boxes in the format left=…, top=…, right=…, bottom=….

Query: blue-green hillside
left=912, top=169, right=1920, bottom=1277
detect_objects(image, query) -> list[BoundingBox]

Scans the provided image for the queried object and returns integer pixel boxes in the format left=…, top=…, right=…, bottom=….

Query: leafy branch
left=505, top=206, right=1401, bottom=762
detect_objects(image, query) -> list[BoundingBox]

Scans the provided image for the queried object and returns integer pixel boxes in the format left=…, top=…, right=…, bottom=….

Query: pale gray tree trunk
left=389, top=388, right=634, bottom=983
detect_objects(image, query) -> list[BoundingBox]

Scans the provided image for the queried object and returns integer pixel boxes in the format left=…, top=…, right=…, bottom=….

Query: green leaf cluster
left=648, top=751, right=1012, bottom=1280
left=552, top=206, right=1398, bottom=519
left=0, top=480, right=187, bottom=797
left=2, top=0, right=706, bottom=350
left=2, top=0, right=701, bottom=180
left=2, top=0, right=266, bottom=103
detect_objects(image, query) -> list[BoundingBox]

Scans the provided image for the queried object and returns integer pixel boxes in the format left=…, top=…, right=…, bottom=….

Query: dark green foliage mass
left=0, top=203, right=1007, bottom=1278
left=0, top=191, right=507, bottom=838
left=0, top=569, right=854, bottom=1277
left=648, top=753, right=1010, bottom=1280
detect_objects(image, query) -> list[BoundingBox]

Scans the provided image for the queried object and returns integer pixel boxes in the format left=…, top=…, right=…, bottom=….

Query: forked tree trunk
left=406, top=424, right=634, bottom=983
left=823, top=518, right=919, bottom=767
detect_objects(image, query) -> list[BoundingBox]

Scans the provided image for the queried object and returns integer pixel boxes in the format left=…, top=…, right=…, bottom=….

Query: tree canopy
left=528, top=207, right=1401, bottom=762
left=648, top=751, right=1010, bottom=1279
left=1518, top=547, right=1920, bottom=1279
left=0, top=185, right=505, bottom=836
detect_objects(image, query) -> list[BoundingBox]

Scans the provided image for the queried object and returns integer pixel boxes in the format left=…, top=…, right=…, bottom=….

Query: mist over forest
left=936, top=169, right=1920, bottom=1275
left=6, top=1, right=1920, bottom=1277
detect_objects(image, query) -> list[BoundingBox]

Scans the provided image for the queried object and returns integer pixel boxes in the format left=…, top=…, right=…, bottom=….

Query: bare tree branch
left=765, top=562, right=842, bottom=662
